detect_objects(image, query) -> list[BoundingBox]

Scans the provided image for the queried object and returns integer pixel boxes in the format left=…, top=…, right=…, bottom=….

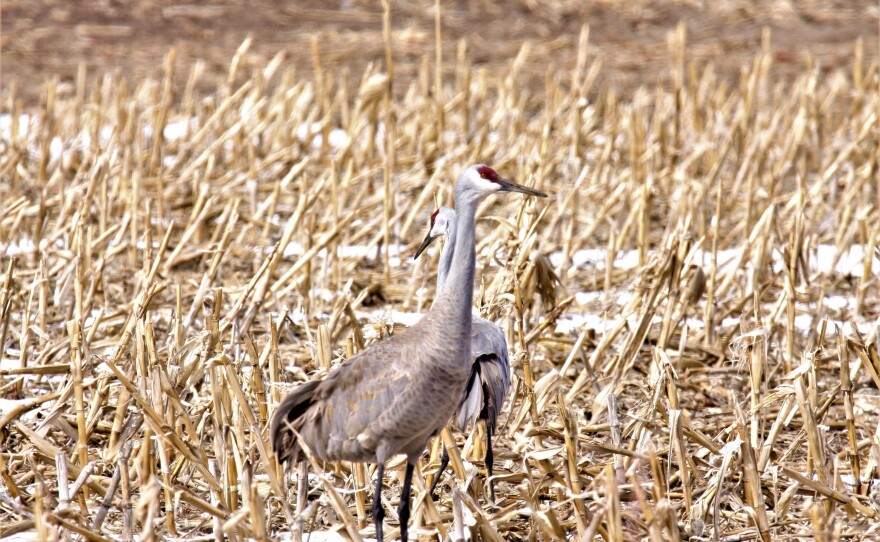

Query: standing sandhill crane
left=413, top=207, right=510, bottom=501
left=270, top=164, right=547, bottom=542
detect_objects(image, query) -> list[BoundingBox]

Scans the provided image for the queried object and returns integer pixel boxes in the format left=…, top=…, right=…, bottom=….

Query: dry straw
left=1, top=17, right=879, bottom=542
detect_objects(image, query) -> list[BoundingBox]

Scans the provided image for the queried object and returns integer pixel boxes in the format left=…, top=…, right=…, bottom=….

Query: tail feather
left=455, top=360, right=483, bottom=431
left=478, top=353, right=510, bottom=432
left=455, top=353, right=510, bottom=431
left=269, top=380, right=321, bottom=468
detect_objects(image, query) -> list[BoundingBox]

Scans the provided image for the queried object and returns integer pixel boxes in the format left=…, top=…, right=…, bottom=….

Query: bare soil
left=2, top=0, right=879, bottom=105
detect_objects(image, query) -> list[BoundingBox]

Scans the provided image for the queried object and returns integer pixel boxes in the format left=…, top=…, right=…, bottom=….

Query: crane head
left=461, top=164, right=548, bottom=198
left=413, top=207, right=455, bottom=260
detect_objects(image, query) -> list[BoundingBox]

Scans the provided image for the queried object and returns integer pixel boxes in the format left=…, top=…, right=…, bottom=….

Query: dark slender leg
left=429, top=445, right=450, bottom=498
left=398, top=462, right=415, bottom=542
left=486, top=424, right=496, bottom=502
left=372, top=463, right=386, bottom=542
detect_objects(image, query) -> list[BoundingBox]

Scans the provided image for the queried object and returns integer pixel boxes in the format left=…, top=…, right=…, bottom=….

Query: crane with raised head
left=414, top=206, right=510, bottom=502
left=270, top=164, right=547, bottom=542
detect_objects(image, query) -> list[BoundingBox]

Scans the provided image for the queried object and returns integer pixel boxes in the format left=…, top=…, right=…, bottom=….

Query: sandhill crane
left=270, top=164, right=547, bottom=542
left=413, top=207, right=510, bottom=501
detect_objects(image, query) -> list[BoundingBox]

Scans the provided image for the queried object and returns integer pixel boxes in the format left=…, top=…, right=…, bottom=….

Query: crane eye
left=480, top=172, right=488, bottom=179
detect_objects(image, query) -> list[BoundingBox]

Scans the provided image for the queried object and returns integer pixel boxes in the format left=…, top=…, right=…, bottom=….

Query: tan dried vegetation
left=1, top=12, right=879, bottom=542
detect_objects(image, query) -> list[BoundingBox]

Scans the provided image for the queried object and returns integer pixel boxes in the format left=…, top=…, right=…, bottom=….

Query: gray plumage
left=416, top=207, right=510, bottom=433
left=414, top=207, right=510, bottom=500
left=269, top=164, right=546, bottom=542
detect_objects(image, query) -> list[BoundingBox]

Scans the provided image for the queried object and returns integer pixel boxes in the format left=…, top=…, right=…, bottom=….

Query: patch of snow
left=0, top=398, right=41, bottom=422
left=0, top=114, right=32, bottom=139
left=614, top=251, right=641, bottom=270
left=282, top=241, right=305, bottom=258
left=0, top=532, right=38, bottom=542
left=310, top=288, right=336, bottom=303
left=823, top=295, right=851, bottom=311
left=570, top=248, right=609, bottom=269
left=554, top=313, right=607, bottom=334
left=840, top=474, right=880, bottom=493
left=326, top=129, right=352, bottom=150
left=553, top=244, right=878, bottom=279
left=337, top=245, right=401, bottom=259
left=289, top=307, right=308, bottom=326
left=795, top=313, right=819, bottom=331
left=685, top=318, right=705, bottom=329
left=841, top=319, right=877, bottom=336
left=810, top=244, right=875, bottom=277
left=283, top=243, right=405, bottom=263
left=49, top=136, right=63, bottom=162
left=83, top=308, right=104, bottom=328
left=575, top=291, right=602, bottom=305
left=102, top=125, right=114, bottom=144
left=296, top=123, right=352, bottom=151
left=135, top=240, right=163, bottom=250
left=276, top=531, right=373, bottom=542
left=388, top=311, right=424, bottom=327
left=357, top=309, right=424, bottom=328
left=0, top=239, right=36, bottom=257
left=163, top=119, right=190, bottom=141
left=1, top=356, right=20, bottom=371
left=616, top=291, right=634, bottom=306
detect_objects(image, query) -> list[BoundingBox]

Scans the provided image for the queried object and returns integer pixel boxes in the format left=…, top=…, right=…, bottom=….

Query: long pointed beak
left=413, top=232, right=441, bottom=260
left=495, top=177, right=548, bottom=198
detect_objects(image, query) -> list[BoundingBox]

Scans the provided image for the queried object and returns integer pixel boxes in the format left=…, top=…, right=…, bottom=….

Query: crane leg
left=372, top=463, right=386, bottom=542
left=486, top=424, right=496, bottom=502
left=429, top=444, right=450, bottom=498
left=398, top=462, right=415, bottom=542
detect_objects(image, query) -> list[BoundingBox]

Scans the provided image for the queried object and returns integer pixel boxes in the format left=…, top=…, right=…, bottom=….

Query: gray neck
left=435, top=217, right=456, bottom=298
left=433, top=189, right=478, bottom=331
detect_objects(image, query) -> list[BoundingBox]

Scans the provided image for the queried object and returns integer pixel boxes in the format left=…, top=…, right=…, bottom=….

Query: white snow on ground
left=0, top=355, right=21, bottom=371
left=554, top=312, right=609, bottom=334
left=162, top=118, right=201, bottom=141
left=295, top=122, right=353, bottom=151
left=0, top=398, right=41, bottom=422
left=575, top=291, right=602, bottom=305
left=550, top=248, right=640, bottom=270
left=2, top=237, right=874, bottom=339
left=840, top=474, right=880, bottom=493
left=0, top=532, right=38, bottom=542
left=1, top=115, right=352, bottom=177
left=281, top=242, right=403, bottom=268
left=720, top=317, right=742, bottom=328
left=824, top=295, right=851, bottom=311
left=352, top=309, right=425, bottom=332
left=811, top=244, right=880, bottom=277
left=373, top=310, right=423, bottom=327
left=550, top=311, right=877, bottom=337
left=49, top=136, right=63, bottom=161
left=551, top=244, right=880, bottom=277
left=0, top=114, right=32, bottom=138
left=277, top=532, right=374, bottom=542
left=0, top=239, right=36, bottom=257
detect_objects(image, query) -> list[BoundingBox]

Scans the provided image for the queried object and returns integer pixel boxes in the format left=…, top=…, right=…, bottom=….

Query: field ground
left=2, top=1, right=879, bottom=103
left=2, top=1, right=880, bottom=541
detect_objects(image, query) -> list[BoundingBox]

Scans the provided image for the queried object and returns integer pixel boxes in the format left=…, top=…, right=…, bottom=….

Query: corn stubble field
left=2, top=16, right=880, bottom=542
